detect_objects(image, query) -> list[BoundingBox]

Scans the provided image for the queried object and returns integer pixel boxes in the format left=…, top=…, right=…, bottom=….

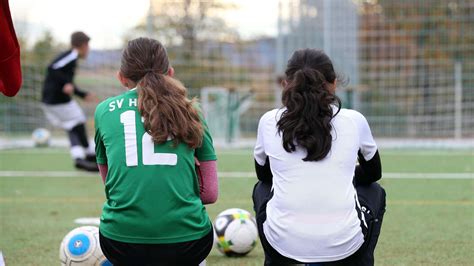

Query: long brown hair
left=277, top=49, right=341, bottom=161
left=120, top=37, right=203, bottom=148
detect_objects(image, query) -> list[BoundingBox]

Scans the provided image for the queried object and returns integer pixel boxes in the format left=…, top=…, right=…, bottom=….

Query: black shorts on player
left=99, top=229, right=213, bottom=266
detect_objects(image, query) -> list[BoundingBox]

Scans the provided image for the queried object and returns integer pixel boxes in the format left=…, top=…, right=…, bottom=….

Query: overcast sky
left=9, top=0, right=278, bottom=49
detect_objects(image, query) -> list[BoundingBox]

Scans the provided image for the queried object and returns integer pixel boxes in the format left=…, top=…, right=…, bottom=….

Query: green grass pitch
left=0, top=148, right=472, bottom=265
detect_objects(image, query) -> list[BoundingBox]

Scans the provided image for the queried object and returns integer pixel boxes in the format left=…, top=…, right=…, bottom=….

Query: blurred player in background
left=0, top=0, right=22, bottom=97
left=41, top=31, right=98, bottom=172
left=95, top=37, right=218, bottom=265
left=253, top=49, right=386, bottom=265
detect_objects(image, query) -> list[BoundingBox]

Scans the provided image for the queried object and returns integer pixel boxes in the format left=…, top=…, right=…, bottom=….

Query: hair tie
left=143, top=68, right=168, bottom=75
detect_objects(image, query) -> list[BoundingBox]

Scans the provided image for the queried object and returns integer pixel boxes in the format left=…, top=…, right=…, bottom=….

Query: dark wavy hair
left=277, top=49, right=341, bottom=161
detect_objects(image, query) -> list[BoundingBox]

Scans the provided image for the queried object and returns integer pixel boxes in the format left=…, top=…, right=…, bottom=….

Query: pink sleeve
left=98, top=164, right=108, bottom=184
left=196, top=160, right=218, bottom=204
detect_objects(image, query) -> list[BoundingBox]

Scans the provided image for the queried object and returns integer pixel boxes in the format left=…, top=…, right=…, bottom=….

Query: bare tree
left=132, top=0, right=239, bottom=60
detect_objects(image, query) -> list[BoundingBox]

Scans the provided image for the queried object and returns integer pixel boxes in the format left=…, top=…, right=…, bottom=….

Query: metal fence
left=277, top=0, right=473, bottom=138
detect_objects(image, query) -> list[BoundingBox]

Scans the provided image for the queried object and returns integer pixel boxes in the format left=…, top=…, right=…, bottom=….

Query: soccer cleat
left=85, top=154, right=97, bottom=163
left=75, top=159, right=99, bottom=172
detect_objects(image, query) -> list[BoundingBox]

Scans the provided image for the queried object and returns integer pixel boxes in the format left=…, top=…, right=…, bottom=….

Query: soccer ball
left=59, top=226, right=111, bottom=266
left=32, top=128, right=50, bottom=147
left=214, top=208, right=258, bottom=257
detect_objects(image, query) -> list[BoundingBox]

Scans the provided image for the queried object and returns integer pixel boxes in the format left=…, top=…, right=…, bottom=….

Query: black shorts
left=99, top=228, right=214, bottom=266
left=252, top=181, right=386, bottom=266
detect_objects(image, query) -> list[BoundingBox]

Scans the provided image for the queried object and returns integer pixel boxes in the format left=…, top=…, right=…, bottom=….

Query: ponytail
left=138, top=72, right=203, bottom=148
left=277, top=49, right=341, bottom=162
left=120, top=37, right=204, bottom=149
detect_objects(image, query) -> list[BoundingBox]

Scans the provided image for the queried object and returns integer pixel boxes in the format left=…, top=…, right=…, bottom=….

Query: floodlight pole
left=276, top=0, right=284, bottom=108
left=147, top=0, right=154, bottom=37
left=323, top=0, right=331, bottom=56
left=454, top=61, right=462, bottom=139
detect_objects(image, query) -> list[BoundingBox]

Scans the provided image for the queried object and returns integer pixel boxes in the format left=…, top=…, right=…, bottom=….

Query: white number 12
left=120, top=110, right=177, bottom=167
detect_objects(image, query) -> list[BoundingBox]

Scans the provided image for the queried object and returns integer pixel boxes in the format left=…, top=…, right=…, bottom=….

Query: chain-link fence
left=2, top=0, right=473, bottom=144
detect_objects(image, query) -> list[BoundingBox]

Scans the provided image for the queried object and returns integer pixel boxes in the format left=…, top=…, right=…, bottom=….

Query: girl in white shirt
left=253, top=49, right=386, bottom=266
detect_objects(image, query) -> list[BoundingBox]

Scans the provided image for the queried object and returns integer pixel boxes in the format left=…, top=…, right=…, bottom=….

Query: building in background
left=277, top=0, right=359, bottom=90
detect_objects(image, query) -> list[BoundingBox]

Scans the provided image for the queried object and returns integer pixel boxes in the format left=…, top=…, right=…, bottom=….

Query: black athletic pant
left=252, top=181, right=386, bottom=266
left=68, top=123, right=89, bottom=148
left=99, top=228, right=213, bottom=266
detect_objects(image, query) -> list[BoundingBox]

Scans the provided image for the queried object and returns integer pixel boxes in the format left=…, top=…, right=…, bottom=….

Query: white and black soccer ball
left=214, top=208, right=258, bottom=257
left=32, top=128, right=51, bottom=147
left=59, top=226, right=111, bottom=266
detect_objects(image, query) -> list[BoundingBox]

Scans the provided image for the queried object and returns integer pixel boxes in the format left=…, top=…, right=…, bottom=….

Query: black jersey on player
left=42, top=50, right=88, bottom=104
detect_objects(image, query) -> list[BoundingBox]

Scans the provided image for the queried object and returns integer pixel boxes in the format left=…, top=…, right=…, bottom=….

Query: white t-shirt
left=254, top=107, right=378, bottom=263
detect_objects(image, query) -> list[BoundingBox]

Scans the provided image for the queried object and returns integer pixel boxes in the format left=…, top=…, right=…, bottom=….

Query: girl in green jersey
left=95, top=37, right=218, bottom=265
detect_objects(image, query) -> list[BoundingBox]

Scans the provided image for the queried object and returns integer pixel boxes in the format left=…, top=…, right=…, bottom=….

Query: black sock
left=68, top=124, right=89, bottom=148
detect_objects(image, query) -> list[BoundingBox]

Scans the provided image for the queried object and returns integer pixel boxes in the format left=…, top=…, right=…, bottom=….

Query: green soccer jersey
left=94, top=88, right=217, bottom=244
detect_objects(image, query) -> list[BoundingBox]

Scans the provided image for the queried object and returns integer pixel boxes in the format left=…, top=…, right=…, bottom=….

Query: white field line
left=2, top=149, right=472, bottom=156
left=220, top=172, right=474, bottom=179
left=0, top=171, right=471, bottom=179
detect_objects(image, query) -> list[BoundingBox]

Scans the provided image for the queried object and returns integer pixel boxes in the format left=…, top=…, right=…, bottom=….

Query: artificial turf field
left=0, top=148, right=472, bottom=265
